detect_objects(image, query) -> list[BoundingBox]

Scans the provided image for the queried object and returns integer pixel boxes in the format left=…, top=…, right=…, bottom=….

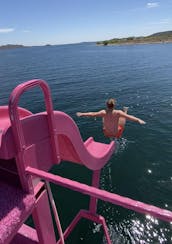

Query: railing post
left=32, top=187, right=57, bottom=244
left=89, top=170, right=101, bottom=214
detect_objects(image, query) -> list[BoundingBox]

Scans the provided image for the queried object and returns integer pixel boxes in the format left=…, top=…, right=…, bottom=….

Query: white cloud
left=146, top=2, right=159, bottom=8
left=0, top=28, right=15, bottom=33
left=159, top=18, right=170, bottom=24
left=23, top=30, right=31, bottom=33
left=149, top=18, right=170, bottom=25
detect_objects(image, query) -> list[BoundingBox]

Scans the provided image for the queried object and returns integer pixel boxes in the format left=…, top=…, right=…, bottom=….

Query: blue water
left=0, top=43, right=172, bottom=243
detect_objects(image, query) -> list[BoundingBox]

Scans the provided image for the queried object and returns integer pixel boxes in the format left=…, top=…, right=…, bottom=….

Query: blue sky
left=0, top=0, right=172, bottom=46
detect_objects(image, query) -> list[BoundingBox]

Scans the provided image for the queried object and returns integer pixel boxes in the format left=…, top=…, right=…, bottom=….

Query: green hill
left=97, top=31, right=172, bottom=45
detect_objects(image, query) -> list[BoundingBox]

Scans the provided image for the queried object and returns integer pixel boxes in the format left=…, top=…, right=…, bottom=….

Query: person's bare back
left=102, top=109, right=121, bottom=137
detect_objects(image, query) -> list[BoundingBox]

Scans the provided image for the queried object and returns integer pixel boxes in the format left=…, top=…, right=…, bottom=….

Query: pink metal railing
left=26, top=166, right=172, bottom=223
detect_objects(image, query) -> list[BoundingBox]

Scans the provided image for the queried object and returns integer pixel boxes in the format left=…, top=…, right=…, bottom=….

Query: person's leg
left=115, top=107, right=129, bottom=138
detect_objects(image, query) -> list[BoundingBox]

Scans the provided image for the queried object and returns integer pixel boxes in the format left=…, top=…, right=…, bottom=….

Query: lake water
left=0, top=43, right=171, bottom=243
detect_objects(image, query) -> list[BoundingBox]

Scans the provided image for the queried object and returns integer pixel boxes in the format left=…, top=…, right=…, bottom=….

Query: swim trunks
left=115, top=125, right=124, bottom=138
left=103, top=125, right=124, bottom=138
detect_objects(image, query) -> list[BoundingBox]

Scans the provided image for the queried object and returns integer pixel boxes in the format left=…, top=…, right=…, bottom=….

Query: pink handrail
left=26, top=166, right=172, bottom=223
left=9, top=79, right=60, bottom=164
left=8, top=79, right=60, bottom=191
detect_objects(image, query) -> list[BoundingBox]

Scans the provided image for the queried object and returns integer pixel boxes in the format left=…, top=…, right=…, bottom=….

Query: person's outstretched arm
left=76, top=110, right=105, bottom=118
left=119, top=111, right=146, bottom=124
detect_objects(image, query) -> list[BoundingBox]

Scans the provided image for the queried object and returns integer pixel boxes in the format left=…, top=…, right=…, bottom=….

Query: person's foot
left=123, top=106, right=129, bottom=113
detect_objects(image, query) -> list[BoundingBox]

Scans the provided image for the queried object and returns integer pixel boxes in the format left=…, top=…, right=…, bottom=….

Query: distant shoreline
left=96, top=30, right=172, bottom=46
left=0, top=44, right=26, bottom=50
left=1, top=41, right=172, bottom=50
left=1, top=31, right=172, bottom=49
left=97, top=40, right=172, bottom=46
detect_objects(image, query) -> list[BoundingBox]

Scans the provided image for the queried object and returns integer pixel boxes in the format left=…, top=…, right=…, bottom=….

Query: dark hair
left=106, top=98, right=116, bottom=109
